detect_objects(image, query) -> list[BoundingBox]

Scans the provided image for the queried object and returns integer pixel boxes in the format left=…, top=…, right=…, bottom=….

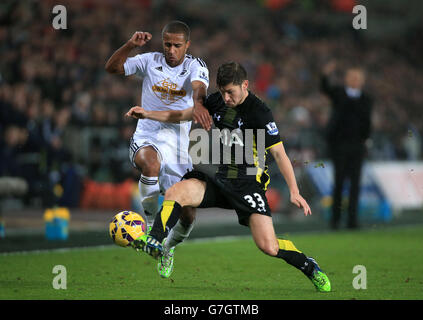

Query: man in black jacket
left=321, top=61, right=373, bottom=229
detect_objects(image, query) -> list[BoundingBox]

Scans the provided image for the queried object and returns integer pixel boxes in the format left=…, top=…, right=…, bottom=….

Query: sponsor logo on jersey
left=152, top=78, right=186, bottom=105
left=265, top=122, right=279, bottom=135
left=179, top=69, right=188, bottom=76
left=219, top=128, right=244, bottom=147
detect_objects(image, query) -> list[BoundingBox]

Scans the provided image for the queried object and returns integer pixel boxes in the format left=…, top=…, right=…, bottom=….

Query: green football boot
left=131, top=233, right=163, bottom=259
left=307, top=257, right=331, bottom=292
left=158, top=240, right=175, bottom=278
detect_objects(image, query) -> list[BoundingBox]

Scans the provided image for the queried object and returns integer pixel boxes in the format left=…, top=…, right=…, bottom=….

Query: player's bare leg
left=134, top=146, right=161, bottom=227
left=149, top=178, right=205, bottom=241
left=248, top=214, right=331, bottom=292
left=130, top=146, right=163, bottom=258
left=164, top=206, right=196, bottom=249
left=154, top=179, right=204, bottom=277
left=249, top=214, right=279, bottom=256
left=132, top=178, right=203, bottom=262
left=158, top=205, right=197, bottom=278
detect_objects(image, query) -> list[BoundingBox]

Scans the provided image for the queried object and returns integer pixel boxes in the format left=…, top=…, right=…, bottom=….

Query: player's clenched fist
left=125, top=106, right=147, bottom=119
left=128, top=31, right=152, bottom=47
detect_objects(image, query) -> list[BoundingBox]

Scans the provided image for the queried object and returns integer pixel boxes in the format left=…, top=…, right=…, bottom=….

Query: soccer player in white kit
left=105, top=21, right=212, bottom=254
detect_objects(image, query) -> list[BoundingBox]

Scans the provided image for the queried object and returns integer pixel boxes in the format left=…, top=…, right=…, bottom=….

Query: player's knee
left=164, top=180, right=202, bottom=207
left=257, top=240, right=279, bottom=257
left=134, top=147, right=161, bottom=176
left=141, top=166, right=160, bottom=177
left=164, top=184, right=183, bottom=202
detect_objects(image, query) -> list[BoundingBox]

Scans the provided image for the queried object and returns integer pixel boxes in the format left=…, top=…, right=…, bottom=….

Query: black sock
left=275, top=239, right=315, bottom=277
left=149, top=200, right=182, bottom=243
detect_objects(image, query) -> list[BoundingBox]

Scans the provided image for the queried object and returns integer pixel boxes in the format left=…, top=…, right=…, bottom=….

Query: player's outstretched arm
left=105, top=31, right=152, bottom=74
left=125, top=106, right=193, bottom=123
left=192, top=81, right=212, bottom=131
left=269, top=143, right=312, bottom=216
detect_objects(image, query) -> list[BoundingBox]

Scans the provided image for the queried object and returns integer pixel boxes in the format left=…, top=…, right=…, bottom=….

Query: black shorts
left=182, top=170, right=272, bottom=227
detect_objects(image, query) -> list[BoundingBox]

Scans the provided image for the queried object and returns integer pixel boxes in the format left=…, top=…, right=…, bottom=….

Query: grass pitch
left=1, top=225, right=422, bottom=300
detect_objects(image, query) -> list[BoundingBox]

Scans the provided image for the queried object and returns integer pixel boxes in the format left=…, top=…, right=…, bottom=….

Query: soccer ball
left=109, top=211, right=147, bottom=247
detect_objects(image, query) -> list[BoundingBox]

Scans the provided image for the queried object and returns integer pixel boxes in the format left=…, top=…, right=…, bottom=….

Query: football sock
left=164, top=219, right=195, bottom=250
left=139, top=175, right=160, bottom=225
left=276, top=239, right=315, bottom=277
left=149, top=200, right=182, bottom=243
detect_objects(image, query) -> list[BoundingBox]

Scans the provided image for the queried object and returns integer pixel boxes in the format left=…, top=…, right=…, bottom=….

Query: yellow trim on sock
left=160, top=200, right=175, bottom=232
left=278, top=239, right=302, bottom=253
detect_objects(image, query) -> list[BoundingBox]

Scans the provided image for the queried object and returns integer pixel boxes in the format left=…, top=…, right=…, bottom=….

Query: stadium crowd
left=1, top=0, right=422, bottom=207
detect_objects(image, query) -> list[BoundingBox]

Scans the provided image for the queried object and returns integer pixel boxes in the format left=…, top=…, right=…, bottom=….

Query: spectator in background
left=0, top=126, right=26, bottom=177
left=321, top=61, right=373, bottom=230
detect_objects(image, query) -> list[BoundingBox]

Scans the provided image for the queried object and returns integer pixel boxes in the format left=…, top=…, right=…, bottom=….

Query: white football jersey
left=124, top=52, right=209, bottom=152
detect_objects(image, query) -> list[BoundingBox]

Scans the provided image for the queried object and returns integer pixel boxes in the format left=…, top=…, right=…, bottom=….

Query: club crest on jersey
left=213, top=113, right=221, bottom=122
left=266, top=122, right=279, bottom=135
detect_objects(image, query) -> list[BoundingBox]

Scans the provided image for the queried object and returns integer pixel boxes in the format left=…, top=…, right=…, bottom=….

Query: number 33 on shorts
left=244, top=193, right=267, bottom=212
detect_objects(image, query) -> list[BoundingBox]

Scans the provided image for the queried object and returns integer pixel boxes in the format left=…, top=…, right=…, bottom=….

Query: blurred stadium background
left=1, top=0, right=423, bottom=253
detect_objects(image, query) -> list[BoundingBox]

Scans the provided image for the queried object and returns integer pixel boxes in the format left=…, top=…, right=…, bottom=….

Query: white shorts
left=129, top=134, right=193, bottom=193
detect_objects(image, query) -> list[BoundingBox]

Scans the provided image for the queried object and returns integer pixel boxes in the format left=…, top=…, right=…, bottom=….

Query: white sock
left=164, top=219, right=195, bottom=251
left=139, top=175, right=160, bottom=226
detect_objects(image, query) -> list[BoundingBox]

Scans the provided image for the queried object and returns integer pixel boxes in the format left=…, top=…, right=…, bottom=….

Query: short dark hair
left=162, top=21, right=190, bottom=41
left=216, top=62, right=248, bottom=88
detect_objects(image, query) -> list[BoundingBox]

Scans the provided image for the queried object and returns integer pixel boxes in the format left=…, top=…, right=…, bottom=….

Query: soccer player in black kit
left=126, top=62, right=331, bottom=292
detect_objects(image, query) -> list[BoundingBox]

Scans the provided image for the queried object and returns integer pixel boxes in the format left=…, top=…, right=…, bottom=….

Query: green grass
left=1, top=225, right=423, bottom=300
